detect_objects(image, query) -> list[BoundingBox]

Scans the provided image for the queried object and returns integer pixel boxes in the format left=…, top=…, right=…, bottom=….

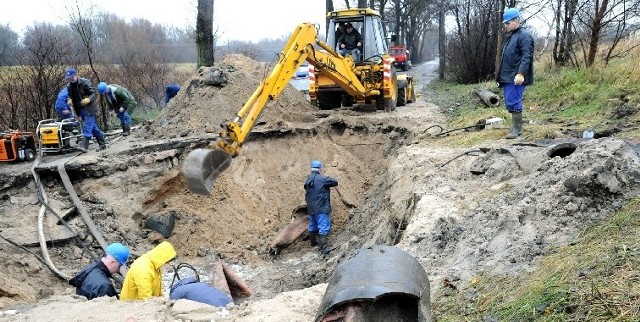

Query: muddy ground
left=1, top=56, right=639, bottom=321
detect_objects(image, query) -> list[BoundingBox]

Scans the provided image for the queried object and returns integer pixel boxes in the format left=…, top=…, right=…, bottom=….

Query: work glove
left=514, top=74, right=525, bottom=85
left=357, top=42, right=361, bottom=47
left=67, top=98, right=73, bottom=106
left=62, top=110, right=70, bottom=115
left=80, top=97, right=90, bottom=106
left=119, top=107, right=124, bottom=113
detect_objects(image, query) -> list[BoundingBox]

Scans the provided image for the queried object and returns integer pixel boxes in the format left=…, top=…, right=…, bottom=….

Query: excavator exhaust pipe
left=182, top=148, right=232, bottom=195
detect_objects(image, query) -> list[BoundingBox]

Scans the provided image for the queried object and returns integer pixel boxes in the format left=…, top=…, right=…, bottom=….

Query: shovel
left=181, top=148, right=232, bottom=195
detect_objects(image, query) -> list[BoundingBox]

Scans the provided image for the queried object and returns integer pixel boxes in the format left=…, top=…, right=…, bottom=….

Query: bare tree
left=0, top=24, right=75, bottom=131
left=0, top=24, right=19, bottom=66
left=553, top=0, right=580, bottom=65
left=196, top=0, right=215, bottom=68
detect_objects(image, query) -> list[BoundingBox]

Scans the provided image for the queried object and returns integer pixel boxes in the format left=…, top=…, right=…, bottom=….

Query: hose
left=31, top=139, right=70, bottom=280
left=170, top=262, right=201, bottom=288
left=0, top=233, right=68, bottom=280
left=437, top=149, right=484, bottom=168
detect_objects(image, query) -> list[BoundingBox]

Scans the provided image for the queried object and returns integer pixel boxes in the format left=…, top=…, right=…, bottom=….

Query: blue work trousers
left=79, top=109, right=104, bottom=139
left=503, top=83, right=526, bottom=113
left=308, top=213, right=331, bottom=236
left=116, top=110, right=132, bottom=126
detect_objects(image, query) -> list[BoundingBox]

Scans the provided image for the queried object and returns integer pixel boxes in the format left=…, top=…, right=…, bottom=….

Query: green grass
left=424, top=58, right=640, bottom=144
left=432, top=198, right=640, bottom=321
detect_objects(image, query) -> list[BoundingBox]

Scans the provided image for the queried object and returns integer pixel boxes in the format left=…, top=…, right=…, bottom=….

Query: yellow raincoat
left=120, top=241, right=176, bottom=300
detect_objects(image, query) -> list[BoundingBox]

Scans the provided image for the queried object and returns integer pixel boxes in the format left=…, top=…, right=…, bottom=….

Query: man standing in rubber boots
left=496, top=8, right=534, bottom=139
left=304, top=160, right=338, bottom=256
left=65, top=67, right=107, bottom=151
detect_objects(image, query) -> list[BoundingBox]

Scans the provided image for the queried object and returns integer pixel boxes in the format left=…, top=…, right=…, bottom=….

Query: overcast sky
left=0, top=0, right=329, bottom=43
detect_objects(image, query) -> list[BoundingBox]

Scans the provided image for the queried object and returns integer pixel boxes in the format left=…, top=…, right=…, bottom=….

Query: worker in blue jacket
left=69, top=243, right=130, bottom=300
left=304, top=160, right=338, bottom=255
left=495, top=8, right=534, bottom=139
left=170, top=277, right=234, bottom=307
left=164, top=84, right=181, bottom=106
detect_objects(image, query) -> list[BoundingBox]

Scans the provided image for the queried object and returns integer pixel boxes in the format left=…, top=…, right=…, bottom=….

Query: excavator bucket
left=181, top=148, right=232, bottom=195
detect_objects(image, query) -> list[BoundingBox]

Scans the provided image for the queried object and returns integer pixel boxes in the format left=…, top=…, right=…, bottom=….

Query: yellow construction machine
left=182, top=8, right=416, bottom=195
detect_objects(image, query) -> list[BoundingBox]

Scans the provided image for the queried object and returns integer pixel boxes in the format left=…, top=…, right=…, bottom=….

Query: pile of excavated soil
left=142, top=54, right=318, bottom=139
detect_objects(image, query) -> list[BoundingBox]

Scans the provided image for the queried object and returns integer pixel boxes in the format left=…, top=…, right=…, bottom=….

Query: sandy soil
left=1, top=57, right=640, bottom=321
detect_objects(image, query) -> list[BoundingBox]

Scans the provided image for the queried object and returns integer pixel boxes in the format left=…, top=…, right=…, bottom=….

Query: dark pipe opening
left=547, top=142, right=577, bottom=158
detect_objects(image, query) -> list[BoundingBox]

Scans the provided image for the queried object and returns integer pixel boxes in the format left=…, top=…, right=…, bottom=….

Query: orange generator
left=0, top=131, right=37, bottom=162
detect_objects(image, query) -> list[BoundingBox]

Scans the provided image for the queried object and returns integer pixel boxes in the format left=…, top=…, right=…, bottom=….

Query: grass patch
left=432, top=198, right=640, bottom=321
left=425, top=55, right=640, bottom=142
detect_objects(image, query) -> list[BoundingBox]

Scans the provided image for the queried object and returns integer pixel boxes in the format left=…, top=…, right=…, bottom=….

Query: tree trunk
left=196, top=0, right=215, bottom=68
left=586, top=0, right=609, bottom=67
left=438, top=0, right=445, bottom=80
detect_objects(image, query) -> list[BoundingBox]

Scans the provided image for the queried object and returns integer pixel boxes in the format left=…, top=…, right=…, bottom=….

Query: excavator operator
left=337, top=22, right=362, bottom=62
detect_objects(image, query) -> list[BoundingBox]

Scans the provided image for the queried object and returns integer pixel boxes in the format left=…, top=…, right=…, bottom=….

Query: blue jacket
left=68, top=260, right=118, bottom=300
left=169, top=277, right=233, bottom=307
left=55, top=88, right=72, bottom=119
left=496, top=26, right=534, bottom=86
left=304, top=171, right=338, bottom=215
left=164, top=84, right=181, bottom=104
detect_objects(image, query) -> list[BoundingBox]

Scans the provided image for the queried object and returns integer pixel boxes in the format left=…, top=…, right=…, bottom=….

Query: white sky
left=0, top=0, right=329, bottom=43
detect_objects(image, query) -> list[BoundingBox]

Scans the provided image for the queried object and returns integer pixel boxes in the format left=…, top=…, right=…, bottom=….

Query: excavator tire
left=397, top=80, right=407, bottom=107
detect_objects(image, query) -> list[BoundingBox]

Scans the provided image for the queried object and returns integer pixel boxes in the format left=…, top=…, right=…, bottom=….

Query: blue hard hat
left=503, top=8, right=520, bottom=23
left=106, top=242, right=130, bottom=265
left=97, top=82, right=107, bottom=94
left=311, top=160, right=323, bottom=169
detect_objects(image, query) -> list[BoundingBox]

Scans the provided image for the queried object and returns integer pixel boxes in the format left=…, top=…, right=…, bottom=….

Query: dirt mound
left=142, top=54, right=318, bottom=140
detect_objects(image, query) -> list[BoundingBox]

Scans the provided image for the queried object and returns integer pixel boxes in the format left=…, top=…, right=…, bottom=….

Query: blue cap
left=106, top=243, right=130, bottom=266
left=64, top=67, right=77, bottom=80
left=97, top=82, right=107, bottom=94
left=503, top=8, right=520, bottom=23
left=311, top=160, right=323, bottom=169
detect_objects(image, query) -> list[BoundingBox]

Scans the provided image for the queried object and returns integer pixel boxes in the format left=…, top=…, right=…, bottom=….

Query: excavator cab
left=326, top=10, right=389, bottom=63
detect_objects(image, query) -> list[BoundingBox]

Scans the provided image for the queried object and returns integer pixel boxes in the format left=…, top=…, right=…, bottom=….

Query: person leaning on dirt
left=97, top=82, right=135, bottom=136
left=120, top=241, right=177, bottom=301
left=304, top=160, right=338, bottom=256
left=337, top=22, right=362, bottom=61
left=68, top=243, right=130, bottom=300
left=64, top=67, right=107, bottom=151
left=495, top=7, right=534, bottom=140
left=169, top=277, right=234, bottom=307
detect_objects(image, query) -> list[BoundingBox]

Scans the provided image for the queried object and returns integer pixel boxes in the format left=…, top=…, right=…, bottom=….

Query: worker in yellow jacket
left=120, top=241, right=177, bottom=300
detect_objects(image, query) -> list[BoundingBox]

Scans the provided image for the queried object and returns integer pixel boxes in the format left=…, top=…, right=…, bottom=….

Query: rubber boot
left=122, top=124, right=130, bottom=136
left=96, top=135, right=107, bottom=151
left=317, top=235, right=329, bottom=256
left=309, top=231, right=318, bottom=247
left=506, top=112, right=522, bottom=139
left=76, top=137, right=90, bottom=153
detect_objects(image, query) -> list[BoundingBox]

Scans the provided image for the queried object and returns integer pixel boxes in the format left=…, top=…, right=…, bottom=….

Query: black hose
left=170, top=262, right=201, bottom=288
left=437, top=149, right=484, bottom=168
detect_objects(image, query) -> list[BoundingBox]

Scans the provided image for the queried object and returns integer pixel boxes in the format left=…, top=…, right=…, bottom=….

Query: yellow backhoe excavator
left=182, top=8, right=416, bottom=195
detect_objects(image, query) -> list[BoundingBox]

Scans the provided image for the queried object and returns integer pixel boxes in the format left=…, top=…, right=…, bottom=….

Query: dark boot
left=309, top=232, right=318, bottom=247
left=506, top=112, right=522, bottom=139
left=122, top=124, right=130, bottom=136
left=96, top=136, right=107, bottom=151
left=317, top=235, right=329, bottom=255
left=76, top=137, right=90, bottom=153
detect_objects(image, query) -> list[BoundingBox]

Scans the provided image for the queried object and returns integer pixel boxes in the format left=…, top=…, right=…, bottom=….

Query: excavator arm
left=182, top=23, right=379, bottom=195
